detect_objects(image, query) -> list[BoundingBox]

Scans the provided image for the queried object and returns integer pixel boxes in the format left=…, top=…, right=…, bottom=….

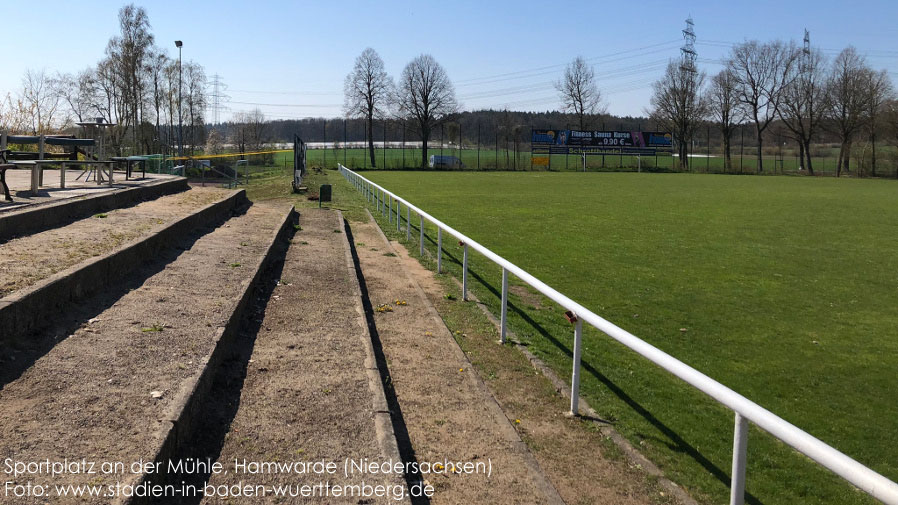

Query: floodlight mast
left=175, top=40, right=183, bottom=158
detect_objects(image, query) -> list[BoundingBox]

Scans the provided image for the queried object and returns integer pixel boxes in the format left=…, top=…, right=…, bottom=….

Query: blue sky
left=3, top=0, right=897, bottom=121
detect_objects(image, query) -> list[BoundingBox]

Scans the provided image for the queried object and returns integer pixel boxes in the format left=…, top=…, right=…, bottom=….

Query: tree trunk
left=871, top=131, right=877, bottom=177
left=798, top=142, right=805, bottom=173
left=844, top=141, right=852, bottom=173
left=804, top=140, right=814, bottom=176
left=367, top=115, right=376, bottom=168
left=723, top=134, right=731, bottom=171
left=836, top=142, right=845, bottom=177
left=420, top=126, right=429, bottom=169
left=756, top=130, right=763, bottom=174
left=678, top=140, right=688, bottom=171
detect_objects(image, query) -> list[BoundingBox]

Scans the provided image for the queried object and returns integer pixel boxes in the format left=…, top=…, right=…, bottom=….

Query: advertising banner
left=531, top=129, right=672, bottom=154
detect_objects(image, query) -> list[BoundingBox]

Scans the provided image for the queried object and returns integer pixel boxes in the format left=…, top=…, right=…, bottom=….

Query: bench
left=0, top=149, right=12, bottom=201
left=110, top=156, right=147, bottom=180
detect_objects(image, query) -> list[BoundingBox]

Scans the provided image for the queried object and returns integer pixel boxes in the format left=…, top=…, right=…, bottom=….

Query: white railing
left=339, top=165, right=898, bottom=505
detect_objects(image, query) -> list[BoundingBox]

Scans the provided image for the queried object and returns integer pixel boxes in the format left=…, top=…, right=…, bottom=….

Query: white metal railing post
left=388, top=196, right=393, bottom=223
left=462, top=243, right=468, bottom=300
left=730, top=413, right=749, bottom=505
left=500, top=268, right=508, bottom=343
left=406, top=207, right=410, bottom=241
left=437, top=228, right=442, bottom=273
left=419, top=215, right=424, bottom=256
left=396, top=200, right=401, bottom=232
left=571, top=317, right=583, bottom=415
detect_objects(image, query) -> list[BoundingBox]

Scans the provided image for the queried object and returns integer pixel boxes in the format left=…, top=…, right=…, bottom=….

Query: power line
left=229, top=89, right=341, bottom=96
left=458, top=60, right=669, bottom=101
left=229, top=100, right=341, bottom=108
left=457, top=45, right=680, bottom=88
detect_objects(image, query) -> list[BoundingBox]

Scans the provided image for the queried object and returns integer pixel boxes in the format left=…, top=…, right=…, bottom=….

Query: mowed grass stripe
left=361, top=170, right=898, bottom=505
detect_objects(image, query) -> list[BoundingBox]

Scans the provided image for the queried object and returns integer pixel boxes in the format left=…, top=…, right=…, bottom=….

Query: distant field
left=362, top=171, right=898, bottom=505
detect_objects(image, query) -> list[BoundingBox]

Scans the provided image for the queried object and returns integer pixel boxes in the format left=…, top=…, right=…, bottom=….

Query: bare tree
left=184, top=61, right=207, bottom=152
left=556, top=56, right=604, bottom=129
left=648, top=61, right=708, bottom=170
left=728, top=40, right=799, bottom=173
left=344, top=48, right=393, bottom=168
left=205, top=128, right=225, bottom=155
left=397, top=54, right=457, bottom=168
left=707, top=68, right=740, bottom=171
left=778, top=47, right=828, bottom=175
left=230, top=109, right=268, bottom=154
left=52, top=69, right=95, bottom=126
left=864, top=69, right=893, bottom=176
left=21, top=69, right=61, bottom=134
left=105, top=3, right=154, bottom=151
left=0, top=93, right=28, bottom=133
left=827, top=47, right=873, bottom=177
left=147, top=51, right=171, bottom=152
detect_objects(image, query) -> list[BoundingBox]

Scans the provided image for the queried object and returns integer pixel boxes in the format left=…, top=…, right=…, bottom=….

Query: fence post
left=462, top=243, right=468, bottom=300
left=730, top=413, right=749, bottom=505
left=396, top=200, right=401, bottom=232
left=388, top=195, right=392, bottom=223
left=500, top=268, right=508, bottom=343
left=406, top=206, right=410, bottom=241
left=419, top=215, right=424, bottom=256
left=437, top=227, right=442, bottom=273
left=571, top=317, right=583, bottom=415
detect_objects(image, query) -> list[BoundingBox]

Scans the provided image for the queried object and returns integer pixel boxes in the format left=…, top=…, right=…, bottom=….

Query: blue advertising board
left=531, top=129, right=672, bottom=154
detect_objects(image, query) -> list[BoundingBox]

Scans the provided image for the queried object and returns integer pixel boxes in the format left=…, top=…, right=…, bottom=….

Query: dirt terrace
left=0, top=187, right=231, bottom=298
left=349, top=215, right=565, bottom=505
left=0, top=202, right=290, bottom=504
left=199, top=209, right=400, bottom=504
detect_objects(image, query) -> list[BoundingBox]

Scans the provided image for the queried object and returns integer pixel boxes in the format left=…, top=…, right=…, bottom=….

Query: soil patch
left=198, top=209, right=399, bottom=504
left=0, top=203, right=288, bottom=503
left=0, top=187, right=230, bottom=298
left=349, top=214, right=564, bottom=505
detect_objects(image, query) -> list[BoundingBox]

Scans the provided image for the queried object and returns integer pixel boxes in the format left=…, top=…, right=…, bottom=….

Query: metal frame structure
left=339, top=164, right=898, bottom=505
left=292, top=134, right=307, bottom=192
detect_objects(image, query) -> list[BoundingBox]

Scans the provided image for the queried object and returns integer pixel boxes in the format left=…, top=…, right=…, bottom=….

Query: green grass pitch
left=360, top=170, right=898, bottom=505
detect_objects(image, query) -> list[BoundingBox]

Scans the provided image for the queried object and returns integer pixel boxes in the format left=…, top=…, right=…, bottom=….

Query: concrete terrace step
left=197, top=209, right=405, bottom=504
left=0, top=176, right=188, bottom=243
left=0, top=186, right=235, bottom=299
left=0, top=202, right=295, bottom=505
left=0, top=188, right=248, bottom=342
